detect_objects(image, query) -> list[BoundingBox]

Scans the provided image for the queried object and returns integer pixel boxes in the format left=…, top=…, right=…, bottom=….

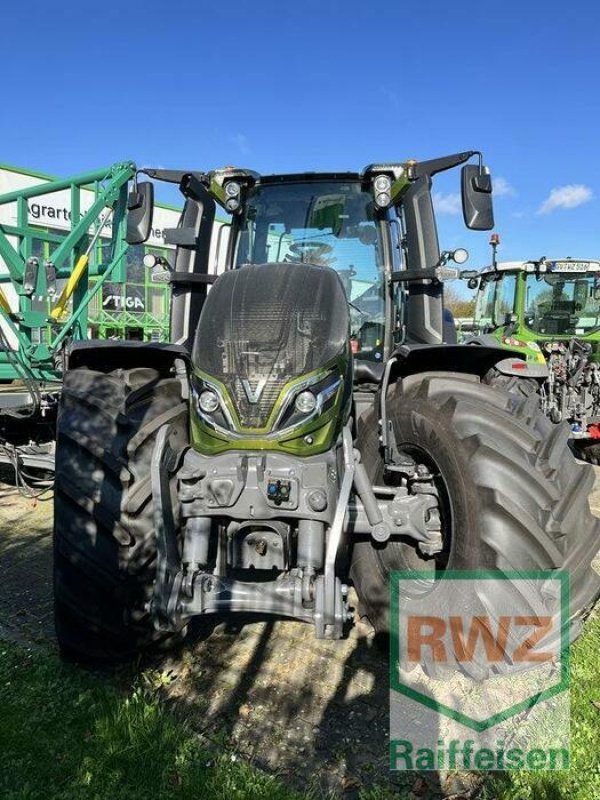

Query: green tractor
left=468, top=254, right=600, bottom=463
left=53, top=153, right=600, bottom=661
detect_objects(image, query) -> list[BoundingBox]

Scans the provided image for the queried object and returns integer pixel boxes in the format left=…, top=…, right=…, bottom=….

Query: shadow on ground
left=4, top=465, right=600, bottom=796
left=0, top=481, right=54, bottom=649
left=153, top=603, right=453, bottom=796
left=0, top=480, right=447, bottom=795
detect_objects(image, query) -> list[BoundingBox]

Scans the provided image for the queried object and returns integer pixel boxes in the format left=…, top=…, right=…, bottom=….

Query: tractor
left=52, top=152, right=600, bottom=661
left=466, top=254, right=600, bottom=464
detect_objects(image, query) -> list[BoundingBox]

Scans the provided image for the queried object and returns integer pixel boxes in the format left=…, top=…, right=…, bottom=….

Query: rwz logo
left=390, top=570, right=570, bottom=735
left=407, top=614, right=554, bottom=664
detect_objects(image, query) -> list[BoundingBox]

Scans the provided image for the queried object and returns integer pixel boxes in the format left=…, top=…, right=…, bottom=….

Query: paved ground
left=1, top=469, right=599, bottom=797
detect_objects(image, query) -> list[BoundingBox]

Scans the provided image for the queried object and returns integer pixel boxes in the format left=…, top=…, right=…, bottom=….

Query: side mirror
left=461, top=165, right=494, bottom=231
left=126, top=181, right=154, bottom=244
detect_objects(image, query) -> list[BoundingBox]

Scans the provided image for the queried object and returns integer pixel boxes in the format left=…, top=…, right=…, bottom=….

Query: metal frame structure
left=0, top=161, right=177, bottom=478
left=0, top=162, right=135, bottom=384
left=86, top=244, right=172, bottom=343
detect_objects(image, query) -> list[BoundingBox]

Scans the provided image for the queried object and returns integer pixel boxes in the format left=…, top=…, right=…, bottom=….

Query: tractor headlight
left=192, top=368, right=343, bottom=441
left=198, top=389, right=220, bottom=414
left=374, top=175, right=390, bottom=192
left=192, top=378, right=234, bottom=434
left=294, top=390, right=317, bottom=414
left=274, top=371, right=342, bottom=432
left=502, top=336, right=530, bottom=348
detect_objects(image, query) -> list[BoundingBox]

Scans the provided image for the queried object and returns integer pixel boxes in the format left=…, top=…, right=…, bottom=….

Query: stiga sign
left=389, top=571, right=570, bottom=771
left=102, top=285, right=145, bottom=312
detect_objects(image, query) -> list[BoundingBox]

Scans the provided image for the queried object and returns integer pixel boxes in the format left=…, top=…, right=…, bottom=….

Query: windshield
left=234, top=180, right=385, bottom=361
left=525, top=273, right=600, bottom=335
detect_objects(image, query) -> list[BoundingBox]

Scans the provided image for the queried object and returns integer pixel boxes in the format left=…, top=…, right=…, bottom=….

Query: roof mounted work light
left=224, top=180, right=242, bottom=213
left=372, top=174, right=392, bottom=208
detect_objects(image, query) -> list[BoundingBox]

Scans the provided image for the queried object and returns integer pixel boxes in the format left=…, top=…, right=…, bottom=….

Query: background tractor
left=466, top=254, right=600, bottom=464
left=52, top=153, right=600, bottom=661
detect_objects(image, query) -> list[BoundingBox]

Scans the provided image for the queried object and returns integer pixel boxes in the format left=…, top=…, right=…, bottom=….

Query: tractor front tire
left=350, top=372, right=600, bottom=637
left=53, top=366, right=188, bottom=662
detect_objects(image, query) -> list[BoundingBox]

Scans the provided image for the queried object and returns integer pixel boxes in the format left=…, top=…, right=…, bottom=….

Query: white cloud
left=230, top=132, right=250, bottom=155
left=494, top=177, right=516, bottom=197
left=433, top=192, right=462, bottom=215
left=379, top=85, right=400, bottom=110
left=538, top=184, right=593, bottom=215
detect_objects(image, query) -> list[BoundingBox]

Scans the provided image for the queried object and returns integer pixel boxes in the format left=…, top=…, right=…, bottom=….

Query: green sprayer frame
left=0, top=161, right=137, bottom=384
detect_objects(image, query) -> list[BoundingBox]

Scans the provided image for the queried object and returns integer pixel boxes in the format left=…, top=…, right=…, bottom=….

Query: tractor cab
left=470, top=257, right=600, bottom=364
left=143, top=154, right=495, bottom=379
left=228, top=174, right=387, bottom=364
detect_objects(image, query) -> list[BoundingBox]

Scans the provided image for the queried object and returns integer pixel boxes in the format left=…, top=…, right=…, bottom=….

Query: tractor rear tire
left=482, top=365, right=540, bottom=398
left=350, top=372, right=600, bottom=637
left=53, top=366, right=189, bottom=662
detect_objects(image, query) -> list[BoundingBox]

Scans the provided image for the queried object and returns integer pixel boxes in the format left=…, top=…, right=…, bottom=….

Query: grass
left=0, top=642, right=302, bottom=800
left=0, top=614, right=599, bottom=799
left=478, top=611, right=600, bottom=800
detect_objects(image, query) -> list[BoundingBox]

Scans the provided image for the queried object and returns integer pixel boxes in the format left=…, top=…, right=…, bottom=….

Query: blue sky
left=3, top=0, right=600, bottom=278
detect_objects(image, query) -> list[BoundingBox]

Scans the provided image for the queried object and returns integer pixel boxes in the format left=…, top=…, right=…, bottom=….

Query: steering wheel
left=285, top=241, right=334, bottom=264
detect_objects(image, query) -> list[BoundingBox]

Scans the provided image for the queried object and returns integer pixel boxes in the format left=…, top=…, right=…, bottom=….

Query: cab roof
left=478, top=258, right=600, bottom=276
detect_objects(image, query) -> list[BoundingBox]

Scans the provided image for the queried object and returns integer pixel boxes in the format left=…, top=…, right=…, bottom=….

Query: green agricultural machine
left=51, top=152, right=600, bottom=661
left=467, top=254, right=600, bottom=463
left=0, top=163, right=168, bottom=481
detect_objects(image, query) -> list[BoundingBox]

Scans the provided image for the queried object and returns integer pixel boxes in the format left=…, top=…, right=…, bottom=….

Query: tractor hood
left=190, top=263, right=351, bottom=451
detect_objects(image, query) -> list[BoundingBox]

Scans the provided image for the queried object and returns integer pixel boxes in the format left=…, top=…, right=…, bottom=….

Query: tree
left=444, top=284, right=476, bottom=318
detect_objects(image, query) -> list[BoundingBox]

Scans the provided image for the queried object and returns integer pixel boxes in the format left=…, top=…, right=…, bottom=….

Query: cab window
left=476, top=277, right=497, bottom=328
left=495, top=274, right=517, bottom=325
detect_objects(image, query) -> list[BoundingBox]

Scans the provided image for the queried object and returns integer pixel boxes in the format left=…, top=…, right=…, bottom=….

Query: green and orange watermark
left=389, top=571, right=570, bottom=770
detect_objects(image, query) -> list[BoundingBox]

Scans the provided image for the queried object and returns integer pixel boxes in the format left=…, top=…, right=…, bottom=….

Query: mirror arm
left=391, top=266, right=460, bottom=283
left=180, top=173, right=212, bottom=203
left=412, top=151, right=480, bottom=180
left=140, top=168, right=207, bottom=185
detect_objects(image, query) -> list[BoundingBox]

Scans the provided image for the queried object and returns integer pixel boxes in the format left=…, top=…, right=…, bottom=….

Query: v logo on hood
left=241, top=378, right=267, bottom=404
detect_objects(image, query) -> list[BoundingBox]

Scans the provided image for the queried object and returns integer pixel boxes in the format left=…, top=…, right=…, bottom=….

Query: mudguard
left=491, top=357, right=548, bottom=380
left=386, top=341, right=529, bottom=384
left=68, top=340, right=190, bottom=372
left=379, top=342, right=543, bottom=463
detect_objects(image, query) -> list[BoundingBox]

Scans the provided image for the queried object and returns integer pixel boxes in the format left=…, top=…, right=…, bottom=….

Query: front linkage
left=151, top=420, right=442, bottom=639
